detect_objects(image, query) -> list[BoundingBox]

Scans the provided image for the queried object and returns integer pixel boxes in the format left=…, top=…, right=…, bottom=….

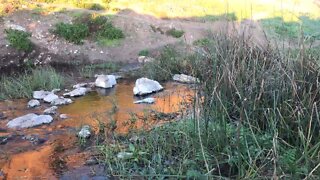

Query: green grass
left=79, top=62, right=122, bottom=78
left=0, top=67, right=64, bottom=100
left=198, top=12, right=238, bottom=22
left=261, top=16, right=320, bottom=40
left=165, top=28, right=185, bottom=38
left=5, top=29, right=33, bottom=51
left=97, top=38, right=122, bottom=47
left=98, top=34, right=320, bottom=178
left=52, top=22, right=89, bottom=44
left=138, top=49, right=149, bottom=56
left=53, top=14, right=124, bottom=44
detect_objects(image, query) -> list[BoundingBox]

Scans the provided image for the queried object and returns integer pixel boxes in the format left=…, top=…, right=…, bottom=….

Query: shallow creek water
left=0, top=80, right=193, bottom=179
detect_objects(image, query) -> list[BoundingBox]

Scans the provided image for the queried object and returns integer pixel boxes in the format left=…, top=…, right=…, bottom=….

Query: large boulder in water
left=95, top=75, right=117, bottom=88
left=7, top=113, right=53, bottom=129
left=133, top=78, right=163, bottom=95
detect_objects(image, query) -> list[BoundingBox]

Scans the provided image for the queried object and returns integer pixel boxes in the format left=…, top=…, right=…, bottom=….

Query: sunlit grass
left=2, top=0, right=319, bottom=21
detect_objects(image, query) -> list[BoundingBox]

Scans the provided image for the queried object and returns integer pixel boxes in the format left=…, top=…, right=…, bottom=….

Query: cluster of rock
left=6, top=73, right=198, bottom=138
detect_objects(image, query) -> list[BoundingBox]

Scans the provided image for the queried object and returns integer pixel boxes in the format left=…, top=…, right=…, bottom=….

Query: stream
left=0, top=79, right=193, bottom=179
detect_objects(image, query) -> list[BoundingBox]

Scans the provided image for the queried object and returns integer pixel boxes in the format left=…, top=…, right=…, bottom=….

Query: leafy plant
left=138, top=49, right=149, bottom=56
left=166, top=28, right=184, bottom=38
left=52, top=22, right=89, bottom=44
left=5, top=29, right=32, bottom=51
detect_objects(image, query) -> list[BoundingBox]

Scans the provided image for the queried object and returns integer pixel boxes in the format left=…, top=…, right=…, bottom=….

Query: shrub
left=166, top=28, right=184, bottom=38
left=138, top=49, right=149, bottom=56
left=97, top=23, right=124, bottom=40
left=0, top=67, right=64, bottom=99
left=5, top=29, right=32, bottom=51
left=52, top=22, right=89, bottom=44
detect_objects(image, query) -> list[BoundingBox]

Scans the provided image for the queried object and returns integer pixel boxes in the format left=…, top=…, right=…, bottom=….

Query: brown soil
left=0, top=8, right=269, bottom=69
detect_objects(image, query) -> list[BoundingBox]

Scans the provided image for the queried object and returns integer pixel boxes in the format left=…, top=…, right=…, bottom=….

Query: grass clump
left=138, top=49, right=149, bottom=56
left=99, top=34, right=320, bottom=179
left=0, top=67, right=64, bottom=100
left=79, top=62, right=122, bottom=78
left=52, top=22, right=89, bottom=44
left=53, top=14, right=124, bottom=45
left=166, top=28, right=184, bottom=38
left=5, top=29, right=33, bottom=51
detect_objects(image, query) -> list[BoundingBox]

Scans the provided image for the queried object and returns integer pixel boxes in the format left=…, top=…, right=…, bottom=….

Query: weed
left=5, top=29, right=32, bottom=51
left=199, top=13, right=238, bottom=22
left=0, top=67, right=64, bottom=100
left=138, top=49, right=149, bottom=56
left=166, top=28, right=184, bottom=38
left=98, top=33, right=320, bottom=178
left=52, top=22, right=89, bottom=44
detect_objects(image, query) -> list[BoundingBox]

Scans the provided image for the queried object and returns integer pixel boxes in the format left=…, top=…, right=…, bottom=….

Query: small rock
left=22, top=135, right=46, bottom=145
left=63, top=87, right=88, bottom=97
left=133, top=78, right=163, bottom=95
left=51, top=98, right=73, bottom=106
left=72, top=83, right=88, bottom=89
left=51, top=89, right=61, bottom=93
left=33, top=90, right=51, bottom=100
left=59, top=114, right=68, bottom=119
left=0, top=136, right=8, bottom=145
left=138, top=56, right=155, bottom=63
left=173, top=74, right=199, bottom=84
left=7, top=113, right=53, bottom=129
left=134, top=97, right=155, bottom=104
left=78, top=125, right=91, bottom=138
left=5, top=23, right=26, bottom=31
left=27, top=99, right=40, bottom=108
left=117, top=152, right=133, bottom=159
left=43, top=93, right=59, bottom=103
left=95, top=75, right=117, bottom=89
left=44, top=106, right=58, bottom=115
left=85, top=157, right=99, bottom=166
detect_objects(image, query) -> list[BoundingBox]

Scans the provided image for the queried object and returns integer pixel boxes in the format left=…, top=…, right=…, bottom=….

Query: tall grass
left=0, top=67, right=64, bottom=100
left=98, top=33, right=320, bottom=178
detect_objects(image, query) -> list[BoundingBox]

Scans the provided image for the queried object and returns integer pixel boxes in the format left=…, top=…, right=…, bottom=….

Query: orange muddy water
left=0, top=80, right=193, bottom=179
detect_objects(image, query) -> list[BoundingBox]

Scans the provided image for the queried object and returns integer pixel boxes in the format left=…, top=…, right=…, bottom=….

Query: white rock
left=78, top=125, right=91, bottom=138
left=51, top=98, right=73, bottom=106
left=44, top=106, right=58, bottom=115
left=33, top=90, right=51, bottom=100
left=133, top=78, right=163, bottom=95
left=63, top=87, right=87, bottom=97
left=72, top=83, right=88, bottom=89
left=5, top=23, right=26, bottom=32
left=27, top=99, right=40, bottom=108
left=173, top=74, right=199, bottom=84
left=117, top=152, right=133, bottom=159
left=43, top=93, right=59, bottom=103
left=7, top=113, right=53, bottom=129
left=51, top=89, right=61, bottom=93
left=134, top=98, right=155, bottom=104
left=95, top=75, right=117, bottom=88
left=138, top=56, right=155, bottom=63
left=59, top=114, right=68, bottom=119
